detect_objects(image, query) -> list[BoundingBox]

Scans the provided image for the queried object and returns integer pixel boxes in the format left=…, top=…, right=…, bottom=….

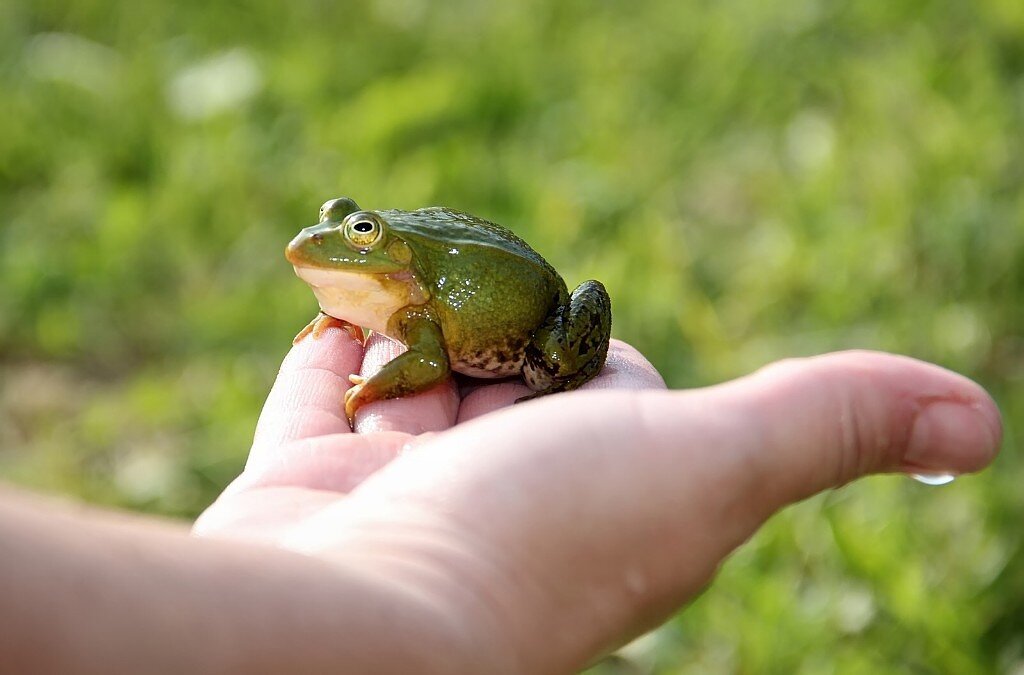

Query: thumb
left=708, top=350, right=1002, bottom=514
left=414, top=351, right=1003, bottom=553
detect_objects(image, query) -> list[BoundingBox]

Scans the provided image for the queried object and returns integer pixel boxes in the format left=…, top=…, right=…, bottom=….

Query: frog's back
left=380, top=207, right=566, bottom=378
left=380, top=207, right=549, bottom=266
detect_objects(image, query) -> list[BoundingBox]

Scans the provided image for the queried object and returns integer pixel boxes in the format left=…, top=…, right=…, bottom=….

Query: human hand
left=194, top=327, right=1001, bottom=673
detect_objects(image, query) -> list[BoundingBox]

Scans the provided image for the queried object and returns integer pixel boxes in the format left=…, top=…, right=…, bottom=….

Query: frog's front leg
left=521, top=279, right=611, bottom=399
left=344, top=307, right=450, bottom=423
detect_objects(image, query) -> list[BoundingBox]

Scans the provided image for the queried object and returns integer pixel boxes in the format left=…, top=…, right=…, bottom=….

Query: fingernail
left=904, top=400, right=1001, bottom=472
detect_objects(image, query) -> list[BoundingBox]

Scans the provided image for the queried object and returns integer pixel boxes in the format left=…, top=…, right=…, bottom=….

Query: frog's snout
left=285, top=227, right=327, bottom=265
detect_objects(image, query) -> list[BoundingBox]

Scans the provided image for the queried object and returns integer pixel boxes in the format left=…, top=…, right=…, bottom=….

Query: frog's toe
left=294, top=313, right=365, bottom=344
left=293, top=315, right=319, bottom=344
left=343, top=381, right=367, bottom=424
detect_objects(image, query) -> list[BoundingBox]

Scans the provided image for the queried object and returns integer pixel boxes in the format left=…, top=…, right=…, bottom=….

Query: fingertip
left=902, top=397, right=1002, bottom=476
left=282, top=322, right=365, bottom=379
left=247, top=324, right=365, bottom=468
left=581, top=339, right=667, bottom=391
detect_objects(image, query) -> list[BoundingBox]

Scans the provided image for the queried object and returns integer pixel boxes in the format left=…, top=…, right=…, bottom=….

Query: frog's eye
left=343, top=213, right=385, bottom=249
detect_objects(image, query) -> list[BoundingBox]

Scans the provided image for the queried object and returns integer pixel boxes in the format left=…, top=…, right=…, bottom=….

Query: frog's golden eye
left=343, top=213, right=385, bottom=249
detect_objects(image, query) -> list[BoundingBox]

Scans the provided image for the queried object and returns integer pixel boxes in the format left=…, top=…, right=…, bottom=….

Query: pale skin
left=0, top=327, right=1002, bottom=674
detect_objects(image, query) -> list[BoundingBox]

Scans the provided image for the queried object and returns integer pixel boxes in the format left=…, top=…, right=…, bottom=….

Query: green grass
left=1, top=1, right=1022, bottom=671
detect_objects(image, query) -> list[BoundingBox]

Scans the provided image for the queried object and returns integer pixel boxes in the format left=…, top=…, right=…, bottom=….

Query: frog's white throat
left=292, top=266, right=415, bottom=336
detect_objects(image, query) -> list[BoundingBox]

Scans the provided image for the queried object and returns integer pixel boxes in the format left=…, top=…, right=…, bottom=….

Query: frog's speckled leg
left=293, top=312, right=365, bottom=345
left=520, top=280, right=611, bottom=400
left=343, top=308, right=450, bottom=423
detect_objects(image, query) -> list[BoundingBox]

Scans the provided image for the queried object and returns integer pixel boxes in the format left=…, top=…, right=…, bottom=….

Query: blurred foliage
left=0, top=0, right=1022, bottom=672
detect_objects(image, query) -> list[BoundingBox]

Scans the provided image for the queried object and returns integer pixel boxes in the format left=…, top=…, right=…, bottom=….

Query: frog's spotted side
left=285, top=197, right=612, bottom=421
left=454, top=338, right=527, bottom=378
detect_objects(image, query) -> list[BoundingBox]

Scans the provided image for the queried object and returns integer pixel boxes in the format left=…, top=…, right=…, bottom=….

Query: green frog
left=285, top=197, right=612, bottom=422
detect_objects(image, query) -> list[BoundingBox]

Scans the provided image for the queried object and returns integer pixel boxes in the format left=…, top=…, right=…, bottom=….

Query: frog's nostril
left=311, top=232, right=324, bottom=244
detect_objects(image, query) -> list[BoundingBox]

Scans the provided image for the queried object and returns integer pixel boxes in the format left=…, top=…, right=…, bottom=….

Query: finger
left=196, top=431, right=415, bottom=542
left=353, top=332, right=460, bottom=435
left=727, top=350, right=1002, bottom=501
left=195, top=431, right=413, bottom=541
left=456, top=339, right=666, bottom=423
left=579, top=340, right=667, bottom=391
left=453, top=381, right=531, bottom=424
left=246, top=325, right=363, bottom=471
left=234, top=432, right=414, bottom=495
left=602, top=350, right=1002, bottom=543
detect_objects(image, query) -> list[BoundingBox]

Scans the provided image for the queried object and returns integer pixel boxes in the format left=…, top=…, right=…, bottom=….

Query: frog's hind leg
left=520, top=280, right=611, bottom=401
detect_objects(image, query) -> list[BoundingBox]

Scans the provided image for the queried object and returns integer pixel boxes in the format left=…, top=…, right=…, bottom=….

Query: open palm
left=194, top=325, right=999, bottom=673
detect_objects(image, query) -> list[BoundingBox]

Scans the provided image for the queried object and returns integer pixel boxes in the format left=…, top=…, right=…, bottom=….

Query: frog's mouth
left=292, top=265, right=388, bottom=293
left=291, top=265, right=423, bottom=335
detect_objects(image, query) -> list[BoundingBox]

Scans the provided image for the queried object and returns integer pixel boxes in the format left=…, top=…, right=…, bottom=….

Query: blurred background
left=1, top=0, right=1021, bottom=672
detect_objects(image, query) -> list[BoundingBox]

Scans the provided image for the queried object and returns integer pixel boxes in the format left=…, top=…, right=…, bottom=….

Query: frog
left=285, top=197, right=612, bottom=423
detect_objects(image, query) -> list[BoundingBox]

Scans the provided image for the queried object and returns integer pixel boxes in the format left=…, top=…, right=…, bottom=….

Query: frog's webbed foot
left=343, top=309, right=450, bottom=424
left=520, top=280, right=611, bottom=401
left=293, top=312, right=365, bottom=345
